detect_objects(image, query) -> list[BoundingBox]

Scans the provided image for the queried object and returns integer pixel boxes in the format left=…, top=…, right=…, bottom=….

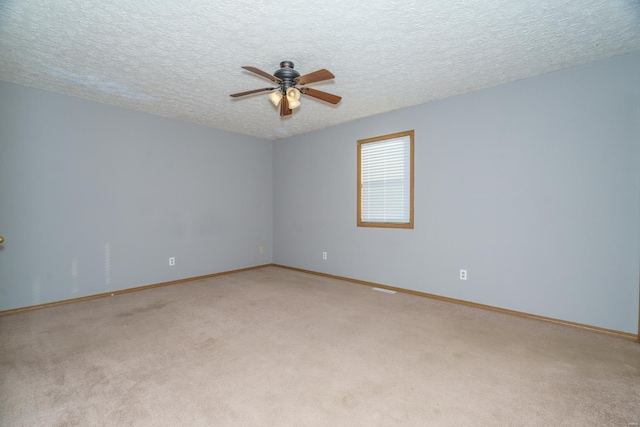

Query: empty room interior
left=1, top=1, right=640, bottom=425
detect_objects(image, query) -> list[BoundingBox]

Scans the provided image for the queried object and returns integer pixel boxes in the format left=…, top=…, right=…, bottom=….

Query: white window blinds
left=359, top=132, right=413, bottom=226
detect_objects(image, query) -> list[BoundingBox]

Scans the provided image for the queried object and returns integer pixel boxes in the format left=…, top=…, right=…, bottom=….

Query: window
left=357, top=130, right=414, bottom=229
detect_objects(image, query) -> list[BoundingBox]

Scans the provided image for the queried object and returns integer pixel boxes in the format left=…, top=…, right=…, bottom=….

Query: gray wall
left=0, top=82, right=273, bottom=311
left=273, top=52, right=640, bottom=333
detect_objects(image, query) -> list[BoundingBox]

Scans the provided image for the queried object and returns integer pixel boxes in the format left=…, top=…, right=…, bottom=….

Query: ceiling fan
left=230, top=61, right=341, bottom=117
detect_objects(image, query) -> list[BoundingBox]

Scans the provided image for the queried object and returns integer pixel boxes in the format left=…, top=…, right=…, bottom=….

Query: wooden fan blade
left=300, top=87, right=342, bottom=104
left=296, top=69, right=335, bottom=85
left=230, top=87, right=276, bottom=97
left=280, top=95, right=292, bottom=117
left=241, top=66, right=282, bottom=84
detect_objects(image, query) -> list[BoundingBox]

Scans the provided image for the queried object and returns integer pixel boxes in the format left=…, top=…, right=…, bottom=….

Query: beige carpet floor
left=1, top=266, right=639, bottom=426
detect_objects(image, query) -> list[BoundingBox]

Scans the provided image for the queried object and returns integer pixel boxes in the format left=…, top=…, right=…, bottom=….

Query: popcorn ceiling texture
left=0, top=0, right=639, bottom=140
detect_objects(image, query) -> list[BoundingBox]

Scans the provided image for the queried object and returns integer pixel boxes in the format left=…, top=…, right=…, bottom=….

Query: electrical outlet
left=322, top=252, right=327, bottom=260
left=460, top=269, right=467, bottom=280
left=169, top=257, right=175, bottom=266
left=259, top=246, right=264, bottom=254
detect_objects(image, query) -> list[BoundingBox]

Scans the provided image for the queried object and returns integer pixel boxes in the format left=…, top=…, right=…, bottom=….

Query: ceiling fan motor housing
left=274, top=61, right=300, bottom=89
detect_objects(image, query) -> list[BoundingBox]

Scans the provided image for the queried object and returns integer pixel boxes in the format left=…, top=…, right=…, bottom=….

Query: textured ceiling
left=1, top=1, right=639, bottom=140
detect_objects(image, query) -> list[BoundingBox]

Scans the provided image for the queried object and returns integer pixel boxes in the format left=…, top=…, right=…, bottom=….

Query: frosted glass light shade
left=286, top=87, right=301, bottom=109
left=269, top=91, right=283, bottom=106
left=286, top=87, right=300, bottom=100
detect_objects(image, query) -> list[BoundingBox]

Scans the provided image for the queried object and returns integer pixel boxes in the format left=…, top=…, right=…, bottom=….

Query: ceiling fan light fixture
left=230, top=62, right=341, bottom=116
left=286, top=87, right=301, bottom=109
left=269, top=91, right=283, bottom=106
left=286, top=87, right=300, bottom=100
left=288, top=99, right=301, bottom=109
